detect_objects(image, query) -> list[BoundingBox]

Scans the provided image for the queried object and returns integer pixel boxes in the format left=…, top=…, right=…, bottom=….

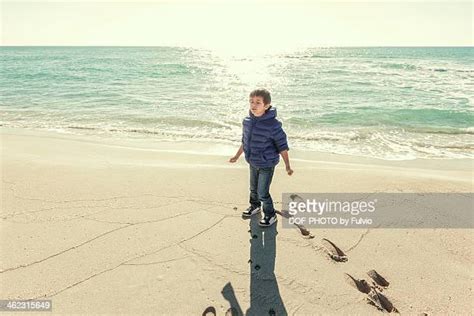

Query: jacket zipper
left=248, top=119, right=255, bottom=157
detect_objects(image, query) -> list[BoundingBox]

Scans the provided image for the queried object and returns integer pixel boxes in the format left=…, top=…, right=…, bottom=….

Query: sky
left=1, top=0, right=472, bottom=53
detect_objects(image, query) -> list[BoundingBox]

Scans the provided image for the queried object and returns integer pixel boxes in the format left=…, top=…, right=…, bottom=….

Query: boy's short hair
left=249, top=89, right=271, bottom=105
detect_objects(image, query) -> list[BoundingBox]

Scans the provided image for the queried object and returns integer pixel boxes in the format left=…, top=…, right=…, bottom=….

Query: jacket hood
left=248, top=106, right=277, bottom=121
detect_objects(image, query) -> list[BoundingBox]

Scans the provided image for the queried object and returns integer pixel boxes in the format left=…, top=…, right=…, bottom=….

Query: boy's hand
left=286, top=166, right=294, bottom=176
left=230, top=145, right=243, bottom=163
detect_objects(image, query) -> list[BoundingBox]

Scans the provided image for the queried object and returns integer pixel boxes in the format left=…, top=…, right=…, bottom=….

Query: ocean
left=1, top=46, right=472, bottom=160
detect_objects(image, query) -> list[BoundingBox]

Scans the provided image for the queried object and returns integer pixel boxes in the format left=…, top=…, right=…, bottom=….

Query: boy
left=229, top=89, right=293, bottom=227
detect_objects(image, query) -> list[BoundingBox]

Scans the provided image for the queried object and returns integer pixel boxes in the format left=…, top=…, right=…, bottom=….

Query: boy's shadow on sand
left=214, top=214, right=287, bottom=316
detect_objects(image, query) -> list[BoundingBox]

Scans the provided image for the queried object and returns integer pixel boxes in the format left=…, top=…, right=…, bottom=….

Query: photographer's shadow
left=219, top=214, right=287, bottom=316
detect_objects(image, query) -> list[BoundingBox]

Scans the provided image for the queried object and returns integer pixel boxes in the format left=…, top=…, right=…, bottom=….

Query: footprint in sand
left=345, top=273, right=398, bottom=313
left=281, top=194, right=316, bottom=239
left=294, top=223, right=314, bottom=238
left=367, top=288, right=398, bottom=313
left=203, top=306, right=241, bottom=316
left=202, top=306, right=216, bottom=316
left=275, top=210, right=314, bottom=239
left=289, top=193, right=303, bottom=202
left=367, top=269, right=390, bottom=288
left=321, top=238, right=348, bottom=262
left=344, top=273, right=371, bottom=294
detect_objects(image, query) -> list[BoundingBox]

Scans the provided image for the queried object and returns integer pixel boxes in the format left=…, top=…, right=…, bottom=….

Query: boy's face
left=249, top=96, right=270, bottom=117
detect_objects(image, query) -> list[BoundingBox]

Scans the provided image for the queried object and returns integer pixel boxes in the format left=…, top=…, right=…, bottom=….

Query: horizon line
left=1, top=45, right=473, bottom=48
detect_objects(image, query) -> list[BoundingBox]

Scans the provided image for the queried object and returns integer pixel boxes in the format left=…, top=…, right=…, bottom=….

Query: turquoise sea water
left=1, top=46, right=473, bottom=160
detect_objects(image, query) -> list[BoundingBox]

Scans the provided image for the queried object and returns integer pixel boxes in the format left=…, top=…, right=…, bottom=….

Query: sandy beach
left=1, top=127, right=472, bottom=315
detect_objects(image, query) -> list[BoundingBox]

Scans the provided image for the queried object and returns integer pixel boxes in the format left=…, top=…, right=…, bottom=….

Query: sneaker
left=242, top=205, right=261, bottom=217
left=258, top=213, right=277, bottom=227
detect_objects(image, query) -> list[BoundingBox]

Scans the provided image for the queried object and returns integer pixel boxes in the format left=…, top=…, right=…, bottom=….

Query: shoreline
left=2, top=126, right=472, bottom=173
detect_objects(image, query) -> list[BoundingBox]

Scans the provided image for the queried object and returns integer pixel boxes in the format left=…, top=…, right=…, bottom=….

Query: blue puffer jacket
left=242, top=106, right=289, bottom=168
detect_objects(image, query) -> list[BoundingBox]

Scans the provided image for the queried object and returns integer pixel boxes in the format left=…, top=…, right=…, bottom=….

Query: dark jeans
left=249, top=164, right=275, bottom=217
